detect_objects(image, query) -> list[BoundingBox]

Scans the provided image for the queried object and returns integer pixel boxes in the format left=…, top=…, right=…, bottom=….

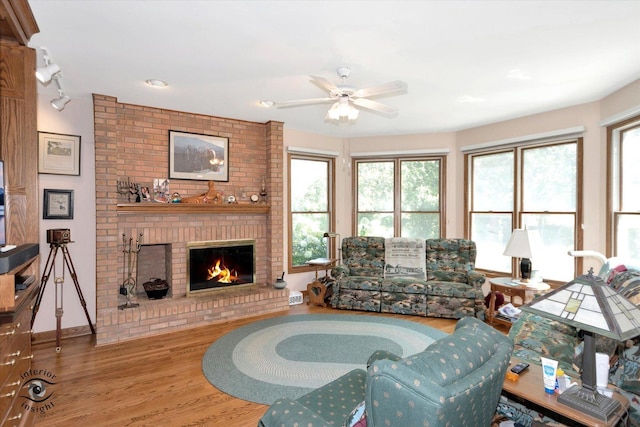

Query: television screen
left=0, top=160, right=5, bottom=247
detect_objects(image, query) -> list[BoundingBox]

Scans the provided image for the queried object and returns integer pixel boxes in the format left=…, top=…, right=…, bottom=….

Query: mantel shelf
left=117, top=203, right=271, bottom=215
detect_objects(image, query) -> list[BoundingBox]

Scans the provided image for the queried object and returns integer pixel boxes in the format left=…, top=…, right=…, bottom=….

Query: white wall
left=33, top=95, right=96, bottom=333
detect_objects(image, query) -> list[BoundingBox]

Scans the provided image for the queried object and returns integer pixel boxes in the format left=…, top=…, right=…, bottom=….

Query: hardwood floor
left=30, top=304, right=480, bottom=426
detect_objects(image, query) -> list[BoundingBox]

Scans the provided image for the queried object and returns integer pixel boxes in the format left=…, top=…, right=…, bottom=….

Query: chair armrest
left=331, top=265, right=350, bottom=279
left=258, top=398, right=332, bottom=427
left=366, top=350, right=402, bottom=368
left=467, top=270, right=485, bottom=289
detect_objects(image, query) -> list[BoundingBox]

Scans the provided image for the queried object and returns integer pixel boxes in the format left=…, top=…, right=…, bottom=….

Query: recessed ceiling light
left=145, top=79, right=168, bottom=87
left=259, top=100, right=275, bottom=107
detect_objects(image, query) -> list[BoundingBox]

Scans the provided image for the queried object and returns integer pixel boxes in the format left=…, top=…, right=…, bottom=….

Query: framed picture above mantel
left=169, top=130, right=229, bottom=181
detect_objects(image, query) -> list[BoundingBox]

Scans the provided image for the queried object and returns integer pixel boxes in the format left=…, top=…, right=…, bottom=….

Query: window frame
left=287, top=153, right=336, bottom=273
left=465, top=138, right=583, bottom=283
left=607, top=114, right=640, bottom=258
left=352, top=155, right=446, bottom=238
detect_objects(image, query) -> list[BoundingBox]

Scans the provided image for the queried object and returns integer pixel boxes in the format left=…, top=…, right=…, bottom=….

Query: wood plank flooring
left=30, top=304, right=478, bottom=426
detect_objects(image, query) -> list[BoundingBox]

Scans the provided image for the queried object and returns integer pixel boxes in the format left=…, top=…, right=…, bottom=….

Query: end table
left=488, top=277, right=550, bottom=328
left=306, top=258, right=336, bottom=307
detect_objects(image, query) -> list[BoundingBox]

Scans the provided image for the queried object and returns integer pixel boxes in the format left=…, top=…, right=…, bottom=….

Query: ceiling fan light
left=348, top=107, right=359, bottom=120
left=337, top=102, right=351, bottom=117
left=36, top=63, right=61, bottom=84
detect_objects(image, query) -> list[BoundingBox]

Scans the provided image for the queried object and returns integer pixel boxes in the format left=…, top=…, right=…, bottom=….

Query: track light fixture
left=36, top=48, right=71, bottom=112
left=35, top=48, right=61, bottom=84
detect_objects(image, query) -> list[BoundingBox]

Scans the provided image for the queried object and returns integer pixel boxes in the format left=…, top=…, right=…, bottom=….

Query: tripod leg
left=62, top=246, right=96, bottom=334
left=54, top=277, right=63, bottom=353
left=31, top=245, right=58, bottom=329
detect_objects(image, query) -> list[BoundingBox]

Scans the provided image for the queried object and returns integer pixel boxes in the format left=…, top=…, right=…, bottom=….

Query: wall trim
left=599, top=104, right=640, bottom=127
left=350, top=148, right=450, bottom=157
left=460, top=126, right=585, bottom=153
left=287, top=146, right=340, bottom=157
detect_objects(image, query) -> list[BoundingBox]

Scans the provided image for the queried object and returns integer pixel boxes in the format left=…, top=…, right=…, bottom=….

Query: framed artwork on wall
left=168, top=130, right=229, bottom=181
left=43, top=189, right=74, bottom=220
left=38, top=132, right=81, bottom=176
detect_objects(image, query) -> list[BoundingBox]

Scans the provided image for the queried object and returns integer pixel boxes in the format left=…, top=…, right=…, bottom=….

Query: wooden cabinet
left=0, top=1, right=40, bottom=426
left=1, top=270, right=39, bottom=427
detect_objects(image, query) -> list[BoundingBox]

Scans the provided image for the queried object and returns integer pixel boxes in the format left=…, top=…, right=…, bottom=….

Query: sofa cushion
left=380, top=292, right=427, bottom=316
left=336, top=276, right=382, bottom=291
left=509, top=312, right=579, bottom=374
left=342, top=236, right=385, bottom=277
left=379, top=277, right=427, bottom=293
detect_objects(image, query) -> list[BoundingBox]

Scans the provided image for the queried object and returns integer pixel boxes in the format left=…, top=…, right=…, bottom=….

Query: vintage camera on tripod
left=46, top=228, right=71, bottom=245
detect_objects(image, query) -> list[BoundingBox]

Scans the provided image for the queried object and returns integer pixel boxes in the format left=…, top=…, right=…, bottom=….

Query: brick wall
left=93, top=94, right=287, bottom=345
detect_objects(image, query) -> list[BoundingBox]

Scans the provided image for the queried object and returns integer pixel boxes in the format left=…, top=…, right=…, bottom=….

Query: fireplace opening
left=187, top=239, right=256, bottom=295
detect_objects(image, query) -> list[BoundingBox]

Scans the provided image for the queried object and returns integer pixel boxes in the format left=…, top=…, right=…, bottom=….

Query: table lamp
left=323, top=232, right=341, bottom=263
left=503, top=229, right=538, bottom=281
left=520, top=268, right=640, bottom=421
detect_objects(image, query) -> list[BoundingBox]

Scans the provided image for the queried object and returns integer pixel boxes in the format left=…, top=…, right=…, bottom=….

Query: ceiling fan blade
left=309, top=75, right=340, bottom=95
left=353, top=98, right=399, bottom=117
left=275, top=97, right=335, bottom=108
left=353, top=80, right=407, bottom=98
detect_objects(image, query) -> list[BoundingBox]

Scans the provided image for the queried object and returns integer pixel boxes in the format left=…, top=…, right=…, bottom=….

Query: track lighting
left=35, top=48, right=61, bottom=84
left=36, top=48, right=71, bottom=112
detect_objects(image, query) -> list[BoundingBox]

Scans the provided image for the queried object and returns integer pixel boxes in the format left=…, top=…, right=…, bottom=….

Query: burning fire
left=207, top=259, right=239, bottom=283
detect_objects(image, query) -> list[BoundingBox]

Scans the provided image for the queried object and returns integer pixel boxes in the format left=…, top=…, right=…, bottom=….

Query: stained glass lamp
left=520, top=268, right=640, bottom=421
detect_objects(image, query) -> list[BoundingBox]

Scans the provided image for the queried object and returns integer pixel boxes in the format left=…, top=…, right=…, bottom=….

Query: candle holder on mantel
left=119, top=232, right=143, bottom=310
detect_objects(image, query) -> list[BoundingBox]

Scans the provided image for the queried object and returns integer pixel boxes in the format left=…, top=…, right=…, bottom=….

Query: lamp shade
left=503, top=229, right=536, bottom=258
left=51, top=94, right=71, bottom=111
left=521, top=269, right=640, bottom=341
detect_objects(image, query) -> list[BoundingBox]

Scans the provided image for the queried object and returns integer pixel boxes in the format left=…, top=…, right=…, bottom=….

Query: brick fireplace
left=93, top=95, right=288, bottom=345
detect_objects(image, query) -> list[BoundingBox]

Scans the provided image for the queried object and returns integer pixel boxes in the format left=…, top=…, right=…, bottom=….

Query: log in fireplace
left=187, top=239, right=256, bottom=295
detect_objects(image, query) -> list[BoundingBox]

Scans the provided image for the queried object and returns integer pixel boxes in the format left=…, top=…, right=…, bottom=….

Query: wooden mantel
left=117, top=203, right=270, bottom=215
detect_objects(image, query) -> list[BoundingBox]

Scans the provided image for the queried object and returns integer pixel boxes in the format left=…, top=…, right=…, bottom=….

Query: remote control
left=0, top=245, right=16, bottom=253
left=510, top=362, right=529, bottom=374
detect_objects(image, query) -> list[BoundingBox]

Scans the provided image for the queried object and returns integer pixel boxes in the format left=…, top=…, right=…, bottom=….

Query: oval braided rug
left=201, top=313, right=447, bottom=404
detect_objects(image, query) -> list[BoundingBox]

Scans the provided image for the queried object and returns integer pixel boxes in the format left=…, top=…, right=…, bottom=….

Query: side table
left=503, top=358, right=629, bottom=427
left=306, top=258, right=336, bottom=307
left=488, top=277, right=550, bottom=328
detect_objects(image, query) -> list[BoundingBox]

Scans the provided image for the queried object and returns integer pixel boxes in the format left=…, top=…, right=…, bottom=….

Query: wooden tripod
left=31, top=242, right=95, bottom=352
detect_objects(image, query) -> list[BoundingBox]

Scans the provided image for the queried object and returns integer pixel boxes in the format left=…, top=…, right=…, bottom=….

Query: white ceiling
left=27, top=0, right=640, bottom=138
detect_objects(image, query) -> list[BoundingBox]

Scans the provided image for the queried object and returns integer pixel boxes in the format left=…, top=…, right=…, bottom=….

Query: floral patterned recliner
left=330, top=237, right=486, bottom=319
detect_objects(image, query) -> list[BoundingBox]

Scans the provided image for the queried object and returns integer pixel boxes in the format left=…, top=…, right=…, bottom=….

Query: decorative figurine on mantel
left=259, top=177, right=267, bottom=204
left=181, top=181, right=222, bottom=204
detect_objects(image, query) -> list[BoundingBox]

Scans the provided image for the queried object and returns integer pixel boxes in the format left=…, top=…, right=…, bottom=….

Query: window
left=288, top=154, right=335, bottom=271
left=467, top=140, right=582, bottom=282
left=354, top=157, right=444, bottom=238
left=608, top=116, right=640, bottom=260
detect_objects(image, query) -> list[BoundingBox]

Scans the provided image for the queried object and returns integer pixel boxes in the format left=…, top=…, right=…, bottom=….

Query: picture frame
left=43, top=189, right=74, bottom=220
left=38, top=132, right=81, bottom=176
left=169, top=130, right=228, bottom=181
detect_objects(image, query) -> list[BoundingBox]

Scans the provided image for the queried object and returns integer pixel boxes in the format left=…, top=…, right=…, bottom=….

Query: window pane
left=401, top=160, right=439, bottom=211
left=522, top=213, right=575, bottom=282
left=357, top=213, right=393, bottom=237
left=616, top=214, right=640, bottom=260
left=401, top=213, right=439, bottom=238
left=471, top=213, right=512, bottom=272
left=622, top=126, right=640, bottom=211
left=358, top=162, right=394, bottom=211
left=290, top=158, right=328, bottom=212
left=291, top=213, right=329, bottom=266
left=523, top=144, right=576, bottom=211
left=473, top=152, right=513, bottom=211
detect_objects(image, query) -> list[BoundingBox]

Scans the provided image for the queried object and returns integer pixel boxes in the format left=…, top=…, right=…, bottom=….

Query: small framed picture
left=169, top=130, right=228, bottom=181
left=43, top=189, right=74, bottom=220
left=38, top=132, right=81, bottom=176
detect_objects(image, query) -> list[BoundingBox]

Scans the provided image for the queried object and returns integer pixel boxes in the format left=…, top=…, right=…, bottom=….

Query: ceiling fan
left=270, top=67, right=407, bottom=122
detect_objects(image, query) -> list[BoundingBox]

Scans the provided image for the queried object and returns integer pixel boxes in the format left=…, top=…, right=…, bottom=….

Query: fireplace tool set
left=31, top=229, right=95, bottom=353
left=119, top=232, right=143, bottom=310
